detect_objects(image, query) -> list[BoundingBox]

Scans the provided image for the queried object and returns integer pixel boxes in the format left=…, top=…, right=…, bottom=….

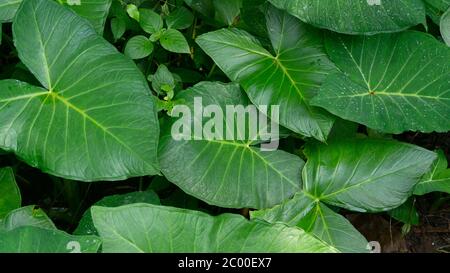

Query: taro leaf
left=0, top=226, right=101, bottom=253
left=0, top=205, right=56, bottom=231
left=425, top=0, right=450, bottom=11
left=388, top=197, right=419, bottom=225
left=251, top=192, right=369, bottom=253
left=160, top=28, right=191, bottom=54
left=0, top=0, right=112, bottom=35
left=166, top=6, right=194, bottom=30
left=159, top=82, right=304, bottom=209
left=92, top=203, right=338, bottom=253
left=312, top=31, right=450, bottom=133
left=184, top=0, right=214, bottom=18
left=212, top=0, right=242, bottom=26
left=197, top=6, right=336, bottom=141
left=62, top=0, right=112, bottom=35
left=0, top=0, right=159, bottom=181
left=74, top=191, right=160, bottom=236
left=0, top=0, right=21, bottom=22
left=414, top=150, right=450, bottom=195
left=268, top=0, right=426, bottom=35
left=441, top=8, right=450, bottom=46
left=0, top=167, right=20, bottom=218
left=303, top=139, right=436, bottom=212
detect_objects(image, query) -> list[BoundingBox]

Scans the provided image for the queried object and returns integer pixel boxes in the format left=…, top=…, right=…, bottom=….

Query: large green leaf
left=312, top=31, right=450, bottom=133
left=0, top=205, right=56, bottom=231
left=268, top=0, right=426, bottom=35
left=62, top=0, right=112, bottom=35
left=92, top=204, right=338, bottom=253
left=0, top=0, right=112, bottom=34
left=74, top=190, right=160, bottom=235
left=197, top=6, right=336, bottom=141
left=414, top=150, right=450, bottom=195
left=303, top=139, right=436, bottom=212
left=0, top=167, right=20, bottom=218
left=251, top=192, right=368, bottom=253
left=159, top=82, right=304, bottom=209
left=0, top=0, right=20, bottom=22
left=0, top=226, right=101, bottom=253
left=0, top=0, right=159, bottom=181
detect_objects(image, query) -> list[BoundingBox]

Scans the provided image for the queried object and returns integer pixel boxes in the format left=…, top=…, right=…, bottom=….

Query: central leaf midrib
left=49, top=92, right=153, bottom=167
left=2, top=89, right=153, bottom=169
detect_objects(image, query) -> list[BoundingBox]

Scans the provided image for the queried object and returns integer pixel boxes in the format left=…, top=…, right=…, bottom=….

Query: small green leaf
left=140, top=8, right=163, bottom=34
left=160, top=29, right=190, bottom=54
left=111, top=17, right=126, bottom=41
left=92, top=204, right=338, bottom=253
left=166, top=7, right=194, bottom=29
left=125, top=35, right=154, bottom=59
left=0, top=168, right=20, bottom=218
left=151, top=64, right=175, bottom=96
left=126, top=3, right=139, bottom=21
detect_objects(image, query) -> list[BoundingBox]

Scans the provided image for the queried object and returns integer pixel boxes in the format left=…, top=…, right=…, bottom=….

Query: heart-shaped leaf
left=0, top=0, right=160, bottom=181
left=159, top=82, right=304, bottom=209
left=197, top=6, right=336, bottom=141
left=312, top=31, right=450, bottom=133
left=304, top=139, right=436, bottom=212
left=160, top=29, right=190, bottom=54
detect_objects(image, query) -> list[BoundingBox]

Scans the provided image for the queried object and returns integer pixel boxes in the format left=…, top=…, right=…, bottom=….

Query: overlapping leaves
left=197, top=6, right=337, bottom=141
left=0, top=0, right=160, bottom=181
